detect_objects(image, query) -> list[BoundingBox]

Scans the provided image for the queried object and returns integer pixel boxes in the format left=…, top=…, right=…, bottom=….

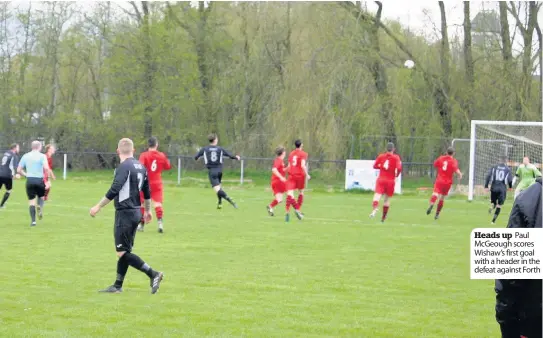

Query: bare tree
left=436, top=2, right=452, bottom=140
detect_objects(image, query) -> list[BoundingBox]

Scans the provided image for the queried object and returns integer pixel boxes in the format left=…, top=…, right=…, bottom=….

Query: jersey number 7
left=137, top=173, right=144, bottom=190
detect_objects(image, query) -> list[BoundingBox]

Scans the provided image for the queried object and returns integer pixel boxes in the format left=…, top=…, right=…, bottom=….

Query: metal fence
left=52, top=151, right=437, bottom=187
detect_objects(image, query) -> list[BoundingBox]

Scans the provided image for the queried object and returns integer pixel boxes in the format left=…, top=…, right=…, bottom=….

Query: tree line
left=0, top=1, right=541, bottom=162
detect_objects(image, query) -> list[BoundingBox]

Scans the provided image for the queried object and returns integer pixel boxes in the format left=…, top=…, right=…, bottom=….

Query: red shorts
left=433, top=182, right=452, bottom=196
left=375, top=179, right=395, bottom=197
left=287, top=176, right=306, bottom=191
left=140, top=183, right=164, bottom=203
left=271, top=181, right=286, bottom=195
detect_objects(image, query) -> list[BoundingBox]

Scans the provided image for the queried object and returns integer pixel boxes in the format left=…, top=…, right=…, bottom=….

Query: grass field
left=0, top=173, right=504, bottom=337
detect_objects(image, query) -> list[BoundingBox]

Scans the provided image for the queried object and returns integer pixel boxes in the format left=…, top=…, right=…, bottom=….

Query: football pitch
left=1, top=175, right=502, bottom=337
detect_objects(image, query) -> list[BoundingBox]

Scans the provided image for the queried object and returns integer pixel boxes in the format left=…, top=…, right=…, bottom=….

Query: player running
left=426, top=147, right=462, bottom=220
left=90, top=138, right=163, bottom=294
left=285, top=139, right=309, bottom=222
left=43, top=144, right=56, bottom=202
left=0, top=144, right=21, bottom=209
left=17, top=141, right=53, bottom=227
left=267, top=146, right=288, bottom=216
left=194, top=133, right=240, bottom=209
left=370, top=142, right=402, bottom=222
left=484, top=156, right=513, bottom=224
left=137, top=137, right=171, bottom=233
left=512, top=156, right=541, bottom=199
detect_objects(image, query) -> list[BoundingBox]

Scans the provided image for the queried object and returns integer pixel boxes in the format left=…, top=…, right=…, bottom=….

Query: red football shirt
left=288, top=149, right=308, bottom=177
left=374, top=153, right=402, bottom=181
left=47, top=155, right=53, bottom=170
left=434, top=155, right=458, bottom=185
left=139, top=150, right=171, bottom=184
left=271, top=157, right=286, bottom=184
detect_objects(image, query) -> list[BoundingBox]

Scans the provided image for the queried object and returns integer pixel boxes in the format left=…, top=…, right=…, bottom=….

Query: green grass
left=0, top=174, right=502, bottom=337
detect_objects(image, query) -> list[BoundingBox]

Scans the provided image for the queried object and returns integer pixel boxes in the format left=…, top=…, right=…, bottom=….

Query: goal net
left=468, top=120, right=543, bottom=201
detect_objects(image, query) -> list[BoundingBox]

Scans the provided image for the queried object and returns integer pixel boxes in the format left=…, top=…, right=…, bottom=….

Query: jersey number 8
left=211, top=151, right=218, bottom=162
left=151, top=159, right=157, bottom=172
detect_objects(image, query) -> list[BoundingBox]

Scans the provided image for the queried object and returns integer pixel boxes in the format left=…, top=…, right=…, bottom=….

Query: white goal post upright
left=468, top=120, right=543, bottom=201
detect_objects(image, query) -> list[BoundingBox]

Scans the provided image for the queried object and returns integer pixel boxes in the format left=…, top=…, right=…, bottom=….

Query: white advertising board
left=345, top=160, right=402, bottom=194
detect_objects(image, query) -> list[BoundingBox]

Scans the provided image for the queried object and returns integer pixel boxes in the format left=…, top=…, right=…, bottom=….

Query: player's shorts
left=271, top=181, right=286, bottom=195
left=114, top=209, right=141, bottom=252
left=375, top=179, right=395, bottom=197
left=287, top=175, right=306, bottom=191
left=433, top=182, right=452, bottom=196
left=149, top=182, right=163, bottom=203
left=0, top=177, right=13, bottom=191
left=26, top=178, right=46, bottom=200
left=490, top=189, right=506, bottom=205
left=208, top=170, right=223, bottom=187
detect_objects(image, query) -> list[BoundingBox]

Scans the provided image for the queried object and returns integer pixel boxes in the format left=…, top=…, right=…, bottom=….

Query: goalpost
left=468, top=120, right=543, bottom=201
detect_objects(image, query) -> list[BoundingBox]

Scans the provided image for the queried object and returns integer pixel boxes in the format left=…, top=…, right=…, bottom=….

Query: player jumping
left=43, top=144, right=56, bottom=202
left=484, top=156, right=513, bottom=224
left=426, top=147, right=462, bottom=220
left=138, top=137, right=172, bottom=233
left=512, top=156, right=541, bottom=200
left=285, top=139, right=309, bottom=222
left=0, top=144, right=21, bottom=209
left=267, top=146, right=288, bottom=216
left=194, top=133, right=240, bottom=209
left=370, top=142, right=402, bottom=222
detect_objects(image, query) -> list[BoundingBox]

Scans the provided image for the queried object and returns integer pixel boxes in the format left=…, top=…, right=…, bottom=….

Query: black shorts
left=0, top=177, right=13, bottom=191
left=26, top=178, right=45, bottom=200
left=208, top=170, right=223, bottom=187
left=114, top=209, right=141, bottom=252
left=491, top=189, right=506, bottom=205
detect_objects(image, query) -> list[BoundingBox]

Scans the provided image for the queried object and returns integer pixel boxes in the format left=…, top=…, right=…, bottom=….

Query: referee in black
left=495, top=176, right=541, bottom=338
left=90, top=138, right=164, bottom=294
left=484, top=156, right=513, bottom=224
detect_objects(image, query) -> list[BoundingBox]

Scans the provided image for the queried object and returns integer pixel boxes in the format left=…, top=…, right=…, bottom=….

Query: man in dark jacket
left=495, top=177, right=542, bottom=338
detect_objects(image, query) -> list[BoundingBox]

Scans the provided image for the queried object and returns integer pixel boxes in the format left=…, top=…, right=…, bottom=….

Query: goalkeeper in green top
left=513, top=156, right=542, bottom=199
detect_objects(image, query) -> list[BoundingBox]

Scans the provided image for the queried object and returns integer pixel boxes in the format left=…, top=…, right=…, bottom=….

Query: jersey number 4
left=151, top=159, right=157, bottom=172
left=383, top=160, right=389, bottom=170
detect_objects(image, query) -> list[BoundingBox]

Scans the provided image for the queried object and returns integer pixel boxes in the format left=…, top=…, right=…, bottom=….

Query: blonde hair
left=118, top=138, right=134, bottom=155
left=31, top=141, right=42, bottom=150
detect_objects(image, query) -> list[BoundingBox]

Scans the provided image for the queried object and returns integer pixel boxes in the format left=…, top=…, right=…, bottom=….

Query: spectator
left=495, top=177, right=542, bottom=338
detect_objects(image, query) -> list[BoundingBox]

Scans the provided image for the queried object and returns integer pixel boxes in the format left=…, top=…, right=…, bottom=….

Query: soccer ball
left=404, top=60, right=415, bottom=69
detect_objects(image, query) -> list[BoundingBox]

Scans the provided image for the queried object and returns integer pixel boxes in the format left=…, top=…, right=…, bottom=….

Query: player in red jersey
left=285, top=139, right=309, bottom=222
left=267, top=146, right=288, bottom=216
left=426, top=147, right=463, bottom=220
left=370, top=142, right=402, bottom=222
left=43, top=144, right=56, bottom=202
left=137, top=137, right=171, bottom=233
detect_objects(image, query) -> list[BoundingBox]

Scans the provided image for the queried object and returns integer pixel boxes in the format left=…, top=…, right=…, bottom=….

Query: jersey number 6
left=151, top=159, right=157, bottom=172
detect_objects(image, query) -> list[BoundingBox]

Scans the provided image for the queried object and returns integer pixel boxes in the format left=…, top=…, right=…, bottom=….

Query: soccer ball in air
left=404, top=60, right=415, bottom=69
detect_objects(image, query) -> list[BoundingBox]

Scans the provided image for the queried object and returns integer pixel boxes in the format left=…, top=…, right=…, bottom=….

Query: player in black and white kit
left=195, top=133, right=240, bottom=209
left=0, top=143, right=20, bottom=208
left=484, top=156, right=513, bottom=224
left=90, top=138, right=163, bottom=294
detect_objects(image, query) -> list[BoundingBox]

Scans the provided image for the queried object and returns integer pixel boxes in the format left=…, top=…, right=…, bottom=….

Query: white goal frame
left=468, top=120, right=543, bottom=201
